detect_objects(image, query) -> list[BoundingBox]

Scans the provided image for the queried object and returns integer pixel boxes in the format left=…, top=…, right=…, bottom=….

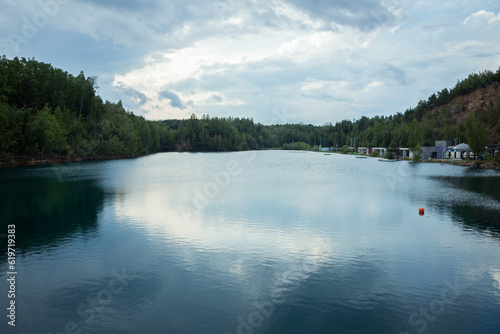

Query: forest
left=1, top=55, right=499, bottom=165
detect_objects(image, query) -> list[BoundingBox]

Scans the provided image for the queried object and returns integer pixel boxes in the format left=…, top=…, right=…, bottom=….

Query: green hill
left=1, top=55, right=499, bottom=166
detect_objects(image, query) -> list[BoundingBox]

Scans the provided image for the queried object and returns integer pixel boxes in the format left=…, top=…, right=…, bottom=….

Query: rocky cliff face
left=431, top=83, right=500, bottom=143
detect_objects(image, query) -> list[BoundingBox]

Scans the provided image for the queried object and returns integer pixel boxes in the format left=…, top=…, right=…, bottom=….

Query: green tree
left=412, top=144, right=423, bottom=162
left=408, top=118, right=423, bottom=150
left=25, top=106, right=67, bottom=156
left=384, top=147, right=399, bottom=159
left=340, top=145, right=352, bottom=154
left=465, top=113, right=488, bottom=158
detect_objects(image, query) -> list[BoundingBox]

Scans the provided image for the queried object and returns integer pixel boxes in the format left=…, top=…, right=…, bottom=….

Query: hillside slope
left=429, top=83, right=500, bottom=144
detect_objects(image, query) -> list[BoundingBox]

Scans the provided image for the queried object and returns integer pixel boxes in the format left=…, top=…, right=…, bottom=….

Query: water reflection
left=426, top=175, right=500, bottom=236
left=435, top=175, right=500, bottom=201
left=1, top=152, right=500, bottom=333
left=0, top=165, right=106, bottom=256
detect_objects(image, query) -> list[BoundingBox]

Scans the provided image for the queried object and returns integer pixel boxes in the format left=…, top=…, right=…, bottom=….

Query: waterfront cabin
left=357, top=147, right=370, bottom=155
left=398, top=148, right=413, bottom=159
left=446, top=143, right=472, bottom=160
left=372, top=147, right=387, bottom=156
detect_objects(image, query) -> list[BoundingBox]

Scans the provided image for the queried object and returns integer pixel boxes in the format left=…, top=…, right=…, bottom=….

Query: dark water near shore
left=1, top=151, right=500, bottom=333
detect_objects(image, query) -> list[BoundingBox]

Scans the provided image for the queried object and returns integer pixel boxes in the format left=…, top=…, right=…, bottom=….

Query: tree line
left=0, top=56, right=499, bottom=165
left=0, top=56, right=161, bottom=162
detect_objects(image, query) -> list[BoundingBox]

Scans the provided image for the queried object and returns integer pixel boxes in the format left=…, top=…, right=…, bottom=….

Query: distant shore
left=323, top=151, right=500, bottom=171
left=0, top=154, right=136, bottom=168
left=2, top=152, right=500, bottom=171
left=425, top=158, right=500, bottom=170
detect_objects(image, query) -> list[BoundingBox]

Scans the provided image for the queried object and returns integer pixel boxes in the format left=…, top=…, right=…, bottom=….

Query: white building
left=399, top=148, right=414, bottom=158
left=446, top=143, right=471, bottom=160
left=357, top=147, right=369, bottom=154
left=372, top=147, right=387, bottom=155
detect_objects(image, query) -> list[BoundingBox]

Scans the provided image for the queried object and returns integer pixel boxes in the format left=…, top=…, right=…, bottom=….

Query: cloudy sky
left=1, top=0, right=499, bottom=125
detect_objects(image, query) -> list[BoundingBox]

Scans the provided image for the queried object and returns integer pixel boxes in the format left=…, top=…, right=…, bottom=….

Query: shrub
left=340, top=145, right=353, bottom=154
left=412, top=145, right=422, bottom=162
left=384, top=147, right=399, bottom=159
left=383, top=151, right=394, bottom=159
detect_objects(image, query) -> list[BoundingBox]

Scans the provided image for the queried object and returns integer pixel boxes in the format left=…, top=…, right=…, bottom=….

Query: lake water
left=1, top=151, right=500, bottom=334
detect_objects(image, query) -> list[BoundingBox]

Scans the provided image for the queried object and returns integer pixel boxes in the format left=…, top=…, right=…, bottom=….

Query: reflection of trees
left=448, top=204, right=500, bottom=236
left=451, top=174, right=500, bottom=201
left=428, top=175, right=500, bottom=201
left=0, top=173, right=105, bottom=254
left=428, top=175, right=500, bottom=237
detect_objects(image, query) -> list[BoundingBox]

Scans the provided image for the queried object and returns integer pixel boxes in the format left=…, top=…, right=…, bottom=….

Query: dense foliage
left=0, top=56, right=161, bottom=162
left=1, top=56, right=499, bottom=165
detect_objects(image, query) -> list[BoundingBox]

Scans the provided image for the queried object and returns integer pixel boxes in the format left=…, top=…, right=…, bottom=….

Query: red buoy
left=419, top=207, right=425, bottom=213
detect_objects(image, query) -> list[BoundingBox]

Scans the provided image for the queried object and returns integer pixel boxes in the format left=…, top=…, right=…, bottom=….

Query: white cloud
left=1, top=0, right=499, bottom=124
left=300, top=80, right=353, bottom=102
left=445, top=40, right=488, bottom=53
left=464, top=10, right=500, bottom=25
left=273, top=0, right=327, bottom=30
left=362, top=81, right=384, bottom=93
left=277, top=31, right=336, bottom=61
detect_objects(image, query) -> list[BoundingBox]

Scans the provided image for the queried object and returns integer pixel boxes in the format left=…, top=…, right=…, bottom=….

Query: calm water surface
left=1, top=151, right=500, bottom=334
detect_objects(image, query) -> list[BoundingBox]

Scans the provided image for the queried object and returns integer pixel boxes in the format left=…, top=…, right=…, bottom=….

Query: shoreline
left=2, top=152, right=500, bottom=171
left=424, top=158, right=500, bottom=170
left=0, top=154, right=138, bottom=168
left=322, top=152, right=500, bottom=171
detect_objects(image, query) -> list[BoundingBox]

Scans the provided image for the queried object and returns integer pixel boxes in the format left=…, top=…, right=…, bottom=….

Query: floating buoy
left=419, top=207, right=425, bottom=213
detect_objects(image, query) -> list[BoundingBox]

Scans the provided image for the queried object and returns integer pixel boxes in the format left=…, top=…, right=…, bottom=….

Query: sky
left=1, top=0, right=499, bottom=125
